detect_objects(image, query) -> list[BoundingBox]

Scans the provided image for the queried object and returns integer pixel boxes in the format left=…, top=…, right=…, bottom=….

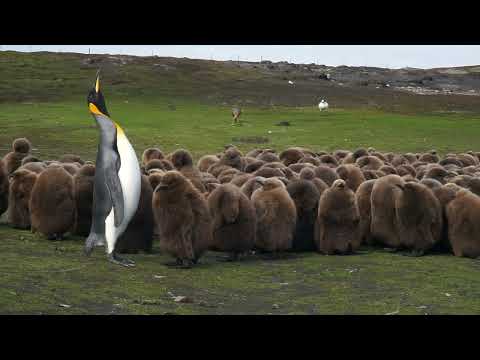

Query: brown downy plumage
left=252, top=177, right=296, bottom=253
left=72, top=164, right=95, bottom=236
left=7, top=169, right=37, bottom=229
left=29, top=166, right=75, bottom=240
left=207, top=183, right=256, bottom=260
left=315, top=179, right=360, bottom=254
left=152, top=171, right=212, bottom=267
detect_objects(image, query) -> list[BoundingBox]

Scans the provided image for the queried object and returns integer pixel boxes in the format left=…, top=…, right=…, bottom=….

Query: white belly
left=105, top=134, right=141, bottom=254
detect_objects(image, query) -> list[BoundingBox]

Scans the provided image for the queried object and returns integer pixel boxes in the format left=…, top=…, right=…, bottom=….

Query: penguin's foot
left=107, top=252, right=136, bottom=267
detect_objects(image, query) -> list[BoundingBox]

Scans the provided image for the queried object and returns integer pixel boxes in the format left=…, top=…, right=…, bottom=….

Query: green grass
left=1, top=51, right=480, bottom=314
left=1, top=225, right=479, bottom=315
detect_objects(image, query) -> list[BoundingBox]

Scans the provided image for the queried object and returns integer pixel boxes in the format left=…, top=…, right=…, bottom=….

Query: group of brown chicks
left=1, top=138, right=480, bottom=268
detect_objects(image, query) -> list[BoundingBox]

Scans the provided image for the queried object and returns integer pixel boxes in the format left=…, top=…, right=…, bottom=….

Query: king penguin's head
left=87, top=71, right=110, bottom=117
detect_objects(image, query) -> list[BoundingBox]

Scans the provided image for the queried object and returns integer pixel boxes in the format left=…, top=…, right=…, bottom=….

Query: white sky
left=1, top=45, right=480, bottom=69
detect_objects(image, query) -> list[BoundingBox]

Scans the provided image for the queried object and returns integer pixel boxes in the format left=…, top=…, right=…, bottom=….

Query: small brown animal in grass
left=287, top=179, right=320, bottom=251
left=197, top=155, right=220, bottom=172
left=355, top=179, right=376, bottom=245
left=315, top=179, right=360, bottom=254
left=72, top=164, right=95, bottom=236
left=314, top=165, right=339, bottom=186
left=395, top=182, right=443, bottom=256
left=153, top=171, right=212, bottom=267
left=29, top=166, right=75, bottom=239
left=2, top=138, right=32, bottom=175
left=208, top=183, right=256, bottom=260
left=142, top=147, right=164, bottom=166
left=446, top=189, right=480, bottom=258
left=370, top=174, right=405, bottom=249
left=252, top=177, right=296, bottom=254
left=232, top=107, right=242, bottom=124
left=336, top=164, right=366, bottom=192
left=7, top=169, right=37, bottom=229
left=279, top=148, right=304, bottom=166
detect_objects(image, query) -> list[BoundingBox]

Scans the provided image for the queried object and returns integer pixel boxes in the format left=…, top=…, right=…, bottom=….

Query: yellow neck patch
left=89, top=102, right=126, bottom=138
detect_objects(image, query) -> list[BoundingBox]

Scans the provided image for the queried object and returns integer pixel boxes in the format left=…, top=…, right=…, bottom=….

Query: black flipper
left=105, top=161, right=124, bottom=227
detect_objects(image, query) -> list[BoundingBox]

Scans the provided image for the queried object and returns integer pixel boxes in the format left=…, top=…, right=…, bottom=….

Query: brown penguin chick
left=152, top=171, right=213, bottom=267
left=439, top=157, right=463, bottom=168
left=423, top=166, right=451, bottom=184
left=288, top=163, right=315, bottom=173
left=20, top=162, right=46, bottom=174
left=286, top=179, right=320, bottom=251
left=395, top=182, right=443, bottom=255
left=246, top=149, right=264, bottom=158
left=148, top=171, right=165, bottom=191
left=467, top=178, right=480, bottom=197
left=432, top=184, right=461, bottom=251
left=243, top=156, right=258, bottom=166
left=378, top=165, right=397, bottom=176
left=333, top=149, right=350, bottom=161
left=197, top=155, right=220, bottom=172
left=342, top=148, right=368, bottom=164
left=299, top=168, right=329, bottom=196
left=356, top=155, right=384, bottom=170
left=457, top=153, right=478, bottom=167
left=257, top=151, right=280, bottom=163
left=2, top=138, right=32, bottom=175
left=0, top=160, right=9, bottom=216
left=169, top=149, right=206, bottom=192
left=318, top=154, right=339, bottom=168
left=29, top=166, right=74, bottom=239
left=20, top=155, right=41, bottom=166
left=229, top=173, right=254, bottom=188
left=450, top=175, right=473, bottom=189
left=254, top=167, right=285, bottom=179
left=299, top=156, right=321, bottom=166
left=383, top=152, right=395, bottom=163
left=142, top=147, right=164, bottom=165
left=403, top=153, right=418, bottom=164
left=314, top=165, right=339, bottom=186
left=336, top=164, right=366, bottom=192
left=218, top=147, right=245, bottom=171
left=390, top=155, right=409, bottom=167
left=355, top=179, right=376, bottom=246
left=144, top=158, right=174, bottom=173
left=72, top=164, right=95, bottom=236
left=418, top=151, right=439, bottom=164
left=315, top=179, right=360, bottom=254
left=7, top=169, right=37, bottom=229
left=402, top=174, right=418, bottom=183
left=279, top=167, right=299, bottom=181
left=279, top=148, right=304, bottom=166
left=218, top=168, right=241, bottom=184
left=240, top=176, right=265, bottom=199
left=446, top=189, right=480, bottom=258
left=396, top=164, right=416, bottom=178
left=245, top=160, right=266, bottom=173
left=116, top=175, right=154, bottom=254
left=370, top=174, right=405, bottom=249
left=261, top=161, right=287, bottom=169
left=252, top=177, right=296, bottom=253
left=459, top=166, right=477, bottom=176
left=61, top=163, right=79, bottom=176
left=58, top=154, right=84, bottom=165
left=420, top=178, right=443, bottom=189
left=207, top=183, right=256, bottom=260
left=362, top=169, right=380, bottom=180
left=370, top=152, right=388, bottom=162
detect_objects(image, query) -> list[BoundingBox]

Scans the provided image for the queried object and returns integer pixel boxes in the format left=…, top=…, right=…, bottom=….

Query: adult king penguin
left=84, top=72, right=141, bottom=267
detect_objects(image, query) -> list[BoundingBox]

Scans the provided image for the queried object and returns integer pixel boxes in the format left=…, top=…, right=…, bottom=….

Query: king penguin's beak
left=95, top=73, right=100, bottom=94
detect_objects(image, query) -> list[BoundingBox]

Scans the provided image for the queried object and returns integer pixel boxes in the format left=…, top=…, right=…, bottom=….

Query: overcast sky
left=1, top=45, right=480, bottom=69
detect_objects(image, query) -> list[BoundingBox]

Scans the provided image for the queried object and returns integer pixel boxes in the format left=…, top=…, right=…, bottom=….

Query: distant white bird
left=288, top=80, right=294, bottom=85
left=318, top=99, right=329, bottom=111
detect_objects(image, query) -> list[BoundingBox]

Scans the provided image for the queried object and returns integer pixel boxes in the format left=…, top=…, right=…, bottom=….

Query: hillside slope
left=2, top=51, right=480, bottom=113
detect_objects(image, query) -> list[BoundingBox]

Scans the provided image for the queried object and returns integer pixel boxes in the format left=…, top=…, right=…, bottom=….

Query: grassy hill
left=1, top=50, right=480, bottom=314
